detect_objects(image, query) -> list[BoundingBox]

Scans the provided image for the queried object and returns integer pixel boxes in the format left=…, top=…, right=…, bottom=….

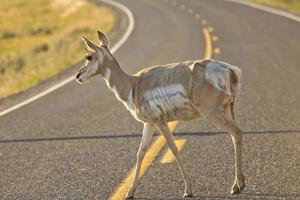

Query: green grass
left=0, top=0, right=115, bottom=98
left=250, top=0, right=300, bottom=14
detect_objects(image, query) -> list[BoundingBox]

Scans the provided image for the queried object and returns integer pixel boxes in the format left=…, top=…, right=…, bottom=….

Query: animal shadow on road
left=133, top=193, right=300, bottom=199
left=132, top=191, right=300, bottom=199
left=0, top=130, right=298, bottom=144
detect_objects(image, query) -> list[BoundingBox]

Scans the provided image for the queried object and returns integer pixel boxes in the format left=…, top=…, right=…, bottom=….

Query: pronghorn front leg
left=126, top=123, right=155, bottom=199
left=156, top=121, right=193, bottom=198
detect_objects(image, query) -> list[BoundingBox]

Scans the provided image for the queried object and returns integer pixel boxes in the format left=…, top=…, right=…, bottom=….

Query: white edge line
left=0, top=0, right=135, bottom=117
left=225, top=0, right=300, bottom=23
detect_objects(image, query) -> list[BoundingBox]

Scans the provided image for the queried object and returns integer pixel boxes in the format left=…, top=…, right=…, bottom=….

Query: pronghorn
left=76, top=31, right=245, bottom=198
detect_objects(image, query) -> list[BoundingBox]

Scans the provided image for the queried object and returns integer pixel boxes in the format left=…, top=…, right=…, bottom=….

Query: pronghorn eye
left=85, top=55, right=92, bottom=61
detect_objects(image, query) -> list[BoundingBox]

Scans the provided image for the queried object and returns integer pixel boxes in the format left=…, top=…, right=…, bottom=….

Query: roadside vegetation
left=250, top=0, right=300, bottom=14
left=0, top=0, right=115, bottom=98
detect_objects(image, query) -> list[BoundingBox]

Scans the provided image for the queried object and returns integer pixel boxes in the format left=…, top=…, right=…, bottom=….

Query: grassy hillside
left=250, top=0, right=300, bottom=14
left=0, top=0, right=115, bottom=98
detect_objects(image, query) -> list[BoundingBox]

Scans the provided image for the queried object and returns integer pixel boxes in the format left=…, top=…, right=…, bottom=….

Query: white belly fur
left=143, top=84, right=196, bottom=119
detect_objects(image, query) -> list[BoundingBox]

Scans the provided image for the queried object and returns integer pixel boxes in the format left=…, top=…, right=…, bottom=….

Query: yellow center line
left=179, top=4, right=186, bottom=10
left=212, top=35, right=219, bottom=42
left=208, top=26, right=214, bottom=32
left=160, top=139, right=187, bottom=164
left=109, top=121, right=179, bottom=200
left=195, top=14, right=201, bottom=19
left=167, top=120, right=180, bottom=133
left=109, top=26, right=214, bottom=200
left=109, top=135, right=166, bottom=200
left=214, top=47, right=221, bottom=55
left=203, top=28, right=213, bottom=60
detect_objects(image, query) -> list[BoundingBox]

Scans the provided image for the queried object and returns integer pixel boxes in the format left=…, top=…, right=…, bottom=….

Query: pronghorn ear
left=97, top=31, right=109, bottom=48
left=82, top=36, right=99, bottom=50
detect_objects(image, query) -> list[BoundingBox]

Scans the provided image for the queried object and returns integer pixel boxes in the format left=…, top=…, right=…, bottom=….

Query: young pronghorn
left=76, top=31, right=245, bottom=198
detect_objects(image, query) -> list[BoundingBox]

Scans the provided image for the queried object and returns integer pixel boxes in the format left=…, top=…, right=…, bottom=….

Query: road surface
left=0, top=0, right=299, bottom=199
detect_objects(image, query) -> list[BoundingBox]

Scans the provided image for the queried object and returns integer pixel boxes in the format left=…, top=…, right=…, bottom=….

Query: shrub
left=1, top=31, right=16, bottom=39
left=30, top=27, right=53, bottom=36
left=33, top=43, right=49, bottom=54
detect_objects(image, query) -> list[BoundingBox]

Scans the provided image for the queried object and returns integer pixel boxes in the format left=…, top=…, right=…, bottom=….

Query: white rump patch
left=217, top=60, right=241, bottom=94
left=205, top=61, right=241, bottom=95
left=144, top=84, right=189, bottom=116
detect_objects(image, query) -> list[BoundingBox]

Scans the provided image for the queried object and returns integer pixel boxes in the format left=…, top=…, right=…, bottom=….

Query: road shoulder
left=0, top=1, right=129, bottom=113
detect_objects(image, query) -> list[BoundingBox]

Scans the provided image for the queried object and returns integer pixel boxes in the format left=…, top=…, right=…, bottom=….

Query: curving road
left=0, top=0, right=299, bottom=199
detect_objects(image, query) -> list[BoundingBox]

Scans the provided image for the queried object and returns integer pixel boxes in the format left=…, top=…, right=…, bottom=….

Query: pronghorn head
left=76, top=31, right=110, bottom=83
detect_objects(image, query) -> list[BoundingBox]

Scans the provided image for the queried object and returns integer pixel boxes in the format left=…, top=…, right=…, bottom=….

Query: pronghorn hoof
left=125, top=192, right=134, bottom=199
left=231, top=174, right=246, bottom=195
left=230, top=182, right=246, bottom=194
left=230, top=184, right=240, bottom=195
left=231, top=184, right=246, bottom=195
left=125, top=195, right=134, bottom=199
left=183, top=193, right=193, bottom=198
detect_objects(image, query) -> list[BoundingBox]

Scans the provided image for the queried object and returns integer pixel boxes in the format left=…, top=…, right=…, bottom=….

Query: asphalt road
left=0, top=0, right=299, bottom=199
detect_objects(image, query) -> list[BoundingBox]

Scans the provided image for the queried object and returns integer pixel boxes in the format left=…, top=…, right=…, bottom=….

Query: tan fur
left=76, top=31, right=246, bottom=198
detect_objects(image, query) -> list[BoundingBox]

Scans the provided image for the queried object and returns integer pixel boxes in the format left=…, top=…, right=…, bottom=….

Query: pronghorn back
left=132, top=59, right=241, bottom=122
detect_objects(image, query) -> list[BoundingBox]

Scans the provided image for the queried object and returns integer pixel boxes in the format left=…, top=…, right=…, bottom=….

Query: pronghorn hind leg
left=225, top=99, right=246, bottom=194
left=203, top=99, right=245, bottom=195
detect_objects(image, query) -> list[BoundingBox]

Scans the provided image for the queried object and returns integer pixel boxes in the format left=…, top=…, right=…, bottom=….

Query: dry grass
left=0, top=0, right=115, bottom=98
left=250, top=0, right=300, bottom=14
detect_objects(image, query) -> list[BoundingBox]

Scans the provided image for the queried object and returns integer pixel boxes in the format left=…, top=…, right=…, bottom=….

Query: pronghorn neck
left=102, top=57, right=135, bottom=102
